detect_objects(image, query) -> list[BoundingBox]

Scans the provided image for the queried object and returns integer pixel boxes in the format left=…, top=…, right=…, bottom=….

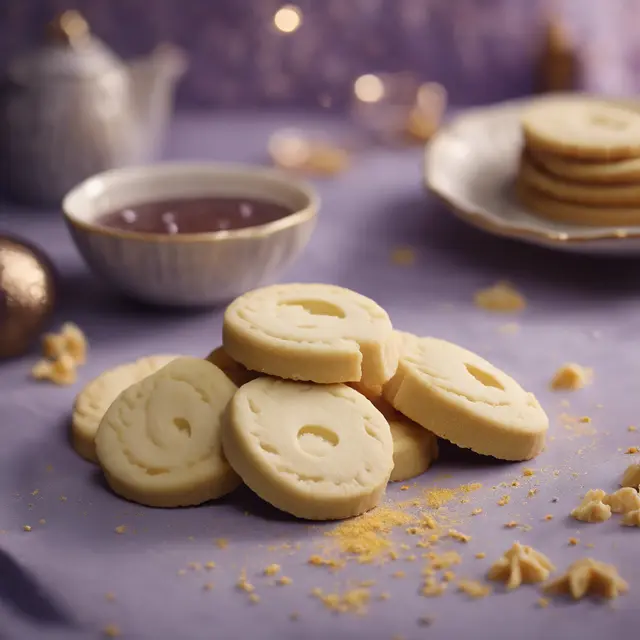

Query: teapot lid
left=7, top=11, right=124, bottom=84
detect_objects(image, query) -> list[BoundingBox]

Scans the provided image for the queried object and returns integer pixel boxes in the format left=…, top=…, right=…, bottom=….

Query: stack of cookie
left=73, top=283, right=549, bottom=522
left=516, top=97, right=640, bottom=227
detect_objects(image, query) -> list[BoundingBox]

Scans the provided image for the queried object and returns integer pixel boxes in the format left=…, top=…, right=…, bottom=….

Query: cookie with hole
left=222, top=283, right=397, bottom=386
left=95, top=357, right=241, bottom=507
left=221, top=377, right=393, bottom=520
left=382, top=333, right=548, bottom=461
left=521, top=97, right=640, bottom=160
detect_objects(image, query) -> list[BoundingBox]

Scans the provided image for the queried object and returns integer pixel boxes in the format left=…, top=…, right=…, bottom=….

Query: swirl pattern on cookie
left=95, top=357, right=240, bottom=507
left=222, top=283, right=397, bottom=387
left=72, top=354, right=179, bottom=463
left=222, top=377, right=393, bottom=520
left=383, top=332, right=548, bottom=461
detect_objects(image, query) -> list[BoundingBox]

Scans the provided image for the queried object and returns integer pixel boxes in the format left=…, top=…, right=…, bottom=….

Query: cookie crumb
left=471, top=508, right=483, bottom=516
left=474, top=281, right=526, bottom=313
left=544, top=558, right=628, bottom=600
left=544, top=514, right=553, bottom=521
left=249, top=593, right=260, bottom=604
left=263, top=563, right=281, bottom=576
left=114, top=525, right=126, bottom=534
left=237, top=570, right=255, bottom=593
left=628, top=426, right=638, bottom=432
left=105, top=592, right=116, bottom=602
left=579, top=416, right=591, bottom=423
left=550, top=363, right=592, bottom=391
left=497, top=495, right=510, bottom=506
left=38, top=519, right=46, bottom=525
left=390, top=246, right=416, bottom=266
left=215, top=538, right=228, bottom=549
left=22, top=525, right=32, bottom=532
left=625, top=446, right=639, bottom=454
left=204, top=561, right=216, bottom=570
left=488, top=543, right=555, bottom=589
left=568, top=538, right=579, bottom=546
left=447, top=529, right=471, bottom=543
left=392, top=570, right=405, bottom=579
left=457, top=579, right=492, bottom=598
left=571, top=490, right=612, bottom=523
left=505, top=521, right=518, bottom=528
left=188, top=562, right=202, bottom=571
left=400, top=485, right=410, bottom=491
left=528, top=488, right=538, bottom=497
left=537, top=597, right=550, bottom=608
left=475, top=552, right=486, bottom=559
left=277, top=576, right=293, bottom=586
left=103, top=624, right=121, bottom=638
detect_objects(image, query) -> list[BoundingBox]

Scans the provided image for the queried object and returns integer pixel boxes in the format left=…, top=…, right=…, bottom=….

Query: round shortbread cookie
left=521, top=98, right=640, bottom=160
left=382, top=333, right=548, bottom=461
left=72, top=354, right=179, bottom=463
left=519, top=157, right=640, bottom=206
left=222, top=377, right=394, bottom=520
left=516, top=181, right=640, bottom=227
left=95, top=357, right=240, bottom=507
left=223, top=283, right=398, bottom=387
left=529, top=151, right=640, bottom=184
left=205, top=346, right=260, bottom=387
left=350, top=382, right=438, bottom=482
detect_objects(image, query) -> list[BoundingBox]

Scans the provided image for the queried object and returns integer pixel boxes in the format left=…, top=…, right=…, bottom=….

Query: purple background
left=1, top=0, right=640, bottom=109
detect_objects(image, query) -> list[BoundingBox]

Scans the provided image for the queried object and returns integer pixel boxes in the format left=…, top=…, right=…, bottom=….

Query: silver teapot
left=0, top=11, right=187, bottom=206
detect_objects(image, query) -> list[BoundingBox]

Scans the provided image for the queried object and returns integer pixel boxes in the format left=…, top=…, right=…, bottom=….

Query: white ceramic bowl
left=63, top=162, right=319, bottom=306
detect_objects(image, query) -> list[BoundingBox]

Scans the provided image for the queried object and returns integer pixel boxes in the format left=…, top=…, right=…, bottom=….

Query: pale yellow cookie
left=350, top=382, right=438, bottom=482
left=205, top=346, right=260, bottom=387
left=72, top=354, right=179, bottom=463
left=519, top=157, right=640, bottom=206
left=95, top=357, right=240, bottom=507
left=382, top=332, right=548, bottom=461
left=516, top=182, right=640, bottom=227
left=521, top=98, right=640, bottom=160
left=221, top=377, right=393, bottom=520
left=530, top=150, right=640, bottom=184
left=223, top=283, right=397, bottom=387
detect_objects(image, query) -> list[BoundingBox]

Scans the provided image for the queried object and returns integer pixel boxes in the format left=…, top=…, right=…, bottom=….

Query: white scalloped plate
left=425, top=96, right=640, bottom=256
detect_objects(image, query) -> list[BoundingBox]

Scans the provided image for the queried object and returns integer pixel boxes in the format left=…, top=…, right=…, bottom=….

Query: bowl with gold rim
left=63, top=162, right=319, bottom=306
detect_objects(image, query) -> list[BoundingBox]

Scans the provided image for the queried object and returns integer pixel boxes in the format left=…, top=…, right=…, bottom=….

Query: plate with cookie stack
left=426, top=93, right=640, bottom=255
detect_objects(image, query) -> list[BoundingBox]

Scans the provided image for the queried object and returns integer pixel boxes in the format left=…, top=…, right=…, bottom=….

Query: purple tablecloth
left=0, top=112, right=638, bottom=640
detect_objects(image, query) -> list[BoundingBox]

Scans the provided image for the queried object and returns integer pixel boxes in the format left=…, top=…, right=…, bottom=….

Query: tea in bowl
left=63, top=162, right=319, bottom=306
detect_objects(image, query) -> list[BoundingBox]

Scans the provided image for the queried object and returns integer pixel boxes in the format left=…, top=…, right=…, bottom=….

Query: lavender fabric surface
left=0, top=112, right=639, bottom=640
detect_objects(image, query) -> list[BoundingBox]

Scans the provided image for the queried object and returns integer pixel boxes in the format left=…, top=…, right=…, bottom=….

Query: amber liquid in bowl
left=96, top=196, right=294, bottom=234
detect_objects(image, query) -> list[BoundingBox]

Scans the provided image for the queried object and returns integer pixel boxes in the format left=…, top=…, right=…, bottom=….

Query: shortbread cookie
left=95, top=357, right=240, bottom=507
left=350, top=382, right=438, bottom=482
left=72, top=354, right=179, bottom=463
left=517, top=182, right=640, bottom=227
left=521, top=98, right=640, bottom=160
left=520, top=158, right=640, bottom=206
left=530, top=151, right=640, bottom=184
left=206, top=346, right=260, bottom=387
left=222, top=377, right=393, bottom=520
left=223, top=284, right=397, bottom=387
left=383, top=333, right=548, bottom=461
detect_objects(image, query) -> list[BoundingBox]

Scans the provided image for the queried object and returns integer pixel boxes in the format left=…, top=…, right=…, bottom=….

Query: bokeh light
left=353, top=74, right=385, bottom=103
left=273, top=5, right=302, bottom=33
